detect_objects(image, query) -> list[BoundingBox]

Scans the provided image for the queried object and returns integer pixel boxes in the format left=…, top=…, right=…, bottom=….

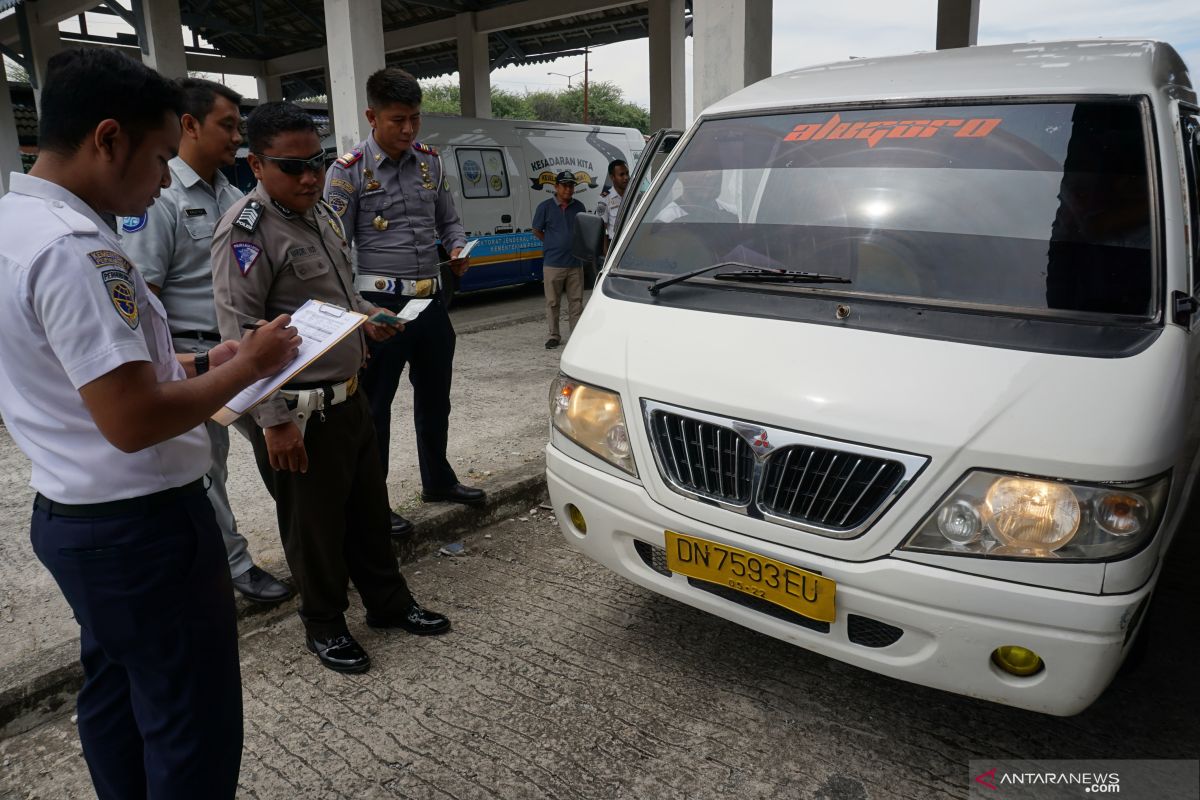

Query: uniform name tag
left=185, top=208, right=207, bottom=217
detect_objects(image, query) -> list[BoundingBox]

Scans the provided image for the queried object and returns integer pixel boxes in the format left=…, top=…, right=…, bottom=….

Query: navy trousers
left=30, top=490, right=242, bottom=800
left=360, top=291, right=459, bottom=489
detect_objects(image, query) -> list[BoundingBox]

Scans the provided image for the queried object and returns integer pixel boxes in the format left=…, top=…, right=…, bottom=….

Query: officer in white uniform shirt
left=0, top=49, right=298, bottom=800
left=599, top=158, right=630, bottom=254
left=120, top=77, right=291, bottom=604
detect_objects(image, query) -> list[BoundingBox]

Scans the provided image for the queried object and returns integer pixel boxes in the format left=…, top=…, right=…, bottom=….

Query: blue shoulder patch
left=120, top=213, right=147, bottom=233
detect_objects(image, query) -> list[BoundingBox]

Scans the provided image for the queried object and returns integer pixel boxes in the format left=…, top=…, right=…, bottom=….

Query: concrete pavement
left=1, top=509, right=1196, bottom=799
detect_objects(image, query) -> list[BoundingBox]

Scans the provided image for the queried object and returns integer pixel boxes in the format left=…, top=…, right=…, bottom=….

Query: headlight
left=902, top=470, right=1169, bottom=560
left=549, top=374, right=637, bottom=476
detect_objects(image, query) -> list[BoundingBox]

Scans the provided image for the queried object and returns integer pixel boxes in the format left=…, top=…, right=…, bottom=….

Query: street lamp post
left=548, top=46, right=593, bottom=124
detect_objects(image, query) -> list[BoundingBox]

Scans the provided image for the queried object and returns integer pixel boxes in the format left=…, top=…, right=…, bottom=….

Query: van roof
left=706, top=40, right=1196, bottom=115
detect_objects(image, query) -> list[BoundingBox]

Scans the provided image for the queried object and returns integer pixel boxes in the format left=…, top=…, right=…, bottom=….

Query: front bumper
left=546, top=444, right=1153, bottom=716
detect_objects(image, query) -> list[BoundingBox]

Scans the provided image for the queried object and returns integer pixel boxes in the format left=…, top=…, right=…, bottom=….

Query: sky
left=4, top=0, right=1199, bottom=122
left=482, top=0, right=1200, bottom=119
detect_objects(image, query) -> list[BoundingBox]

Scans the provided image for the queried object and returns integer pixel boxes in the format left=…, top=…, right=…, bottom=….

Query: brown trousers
left=543, top=265, right=584, bottom=339
left=249, top=390, right=414, bottom=638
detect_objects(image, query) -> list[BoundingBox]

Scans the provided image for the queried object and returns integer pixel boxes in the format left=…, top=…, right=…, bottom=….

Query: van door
left=451, top=145, right=535, bottom=291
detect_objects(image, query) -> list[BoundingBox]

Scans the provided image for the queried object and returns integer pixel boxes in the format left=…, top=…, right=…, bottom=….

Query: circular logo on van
left=463, top=159, right=482, bottom=184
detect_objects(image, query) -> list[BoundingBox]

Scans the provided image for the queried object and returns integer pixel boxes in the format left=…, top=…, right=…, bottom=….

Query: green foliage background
left=420, top=81, right=649, bottom=134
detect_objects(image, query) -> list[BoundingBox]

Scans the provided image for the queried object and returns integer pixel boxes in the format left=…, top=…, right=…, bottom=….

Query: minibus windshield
left=614, top=101, right=1155, bottom=319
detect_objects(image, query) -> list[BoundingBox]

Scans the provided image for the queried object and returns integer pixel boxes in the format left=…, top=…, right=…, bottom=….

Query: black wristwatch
left=194, top=352, right=210, bottom=376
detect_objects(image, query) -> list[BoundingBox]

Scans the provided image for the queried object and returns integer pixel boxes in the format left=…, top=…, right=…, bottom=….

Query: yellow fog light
left=566, top=504, right=587, bottom=535
left=991, top=645, right=1044, bottom=677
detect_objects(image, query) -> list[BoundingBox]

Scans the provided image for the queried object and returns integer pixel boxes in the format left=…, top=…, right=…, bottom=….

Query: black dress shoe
left=421, top=483, right=486, bottom=507
left=545, top=337, right=560, bottom=349
left=366, top=602, right=452, bottom=636
left=390, top=511, right=414, bottom=538
left=231, top=565, right=293, bottom=603
left=305, top=633, right=370, bottom=673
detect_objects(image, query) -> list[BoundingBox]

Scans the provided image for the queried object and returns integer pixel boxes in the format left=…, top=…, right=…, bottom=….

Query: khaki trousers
left=543, top=265, right=584, bottom=339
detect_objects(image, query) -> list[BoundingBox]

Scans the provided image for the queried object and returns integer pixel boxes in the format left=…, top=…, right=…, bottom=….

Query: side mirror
left=572, top=212, right=605, bottom=266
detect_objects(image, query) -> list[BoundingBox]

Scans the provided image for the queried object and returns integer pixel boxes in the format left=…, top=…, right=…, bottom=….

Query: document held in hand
left=212, top=300, right=367, bottom=426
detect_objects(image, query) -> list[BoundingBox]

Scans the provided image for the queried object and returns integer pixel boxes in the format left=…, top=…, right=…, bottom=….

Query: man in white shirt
left=120, top=78, right=291, bottom=604
left=0, top=49, right=298, bottom=800
left=599, top=158, right=630, bottom=255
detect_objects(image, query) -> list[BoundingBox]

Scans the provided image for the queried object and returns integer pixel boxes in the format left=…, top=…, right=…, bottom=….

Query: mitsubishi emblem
left=733, top=421, right=775, bottom=456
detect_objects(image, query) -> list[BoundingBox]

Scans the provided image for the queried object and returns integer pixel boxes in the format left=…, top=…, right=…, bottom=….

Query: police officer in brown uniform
left=324, top=68, right=484, bottom=540
left=212, top=102, right=450, bottom=674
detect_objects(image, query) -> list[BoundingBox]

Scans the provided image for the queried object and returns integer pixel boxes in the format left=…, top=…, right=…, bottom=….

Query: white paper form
left=396, top=298, right=431, bottom=321
left=436, top=238, right=478, bottom=265
left=212, top=300, right=367, bottom=425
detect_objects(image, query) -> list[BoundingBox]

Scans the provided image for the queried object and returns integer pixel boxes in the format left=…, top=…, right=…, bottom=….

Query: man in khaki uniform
left=211, top=102, right=451, bottom=674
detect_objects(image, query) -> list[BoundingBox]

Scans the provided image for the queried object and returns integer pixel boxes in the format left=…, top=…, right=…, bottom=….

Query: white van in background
left=231, top=116, right=644, bottom=299
left=549, top=40, right=1200, bottom=715
left=415, top=116, right=644, bottom=296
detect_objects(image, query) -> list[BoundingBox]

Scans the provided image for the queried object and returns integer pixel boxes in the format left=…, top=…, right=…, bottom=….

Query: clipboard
left=212, top=300, right=367, bottom=426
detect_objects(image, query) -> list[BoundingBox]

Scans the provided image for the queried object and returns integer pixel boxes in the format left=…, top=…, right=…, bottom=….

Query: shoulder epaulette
left=233, top=200, right=263, bottom=233
left=413, top=141, right=438, bottom=157
left=335, top=149, right=363, bottom=169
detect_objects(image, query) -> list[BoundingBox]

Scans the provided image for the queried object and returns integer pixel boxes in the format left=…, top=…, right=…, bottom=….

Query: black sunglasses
left=255, top=152, right=326, bottom=176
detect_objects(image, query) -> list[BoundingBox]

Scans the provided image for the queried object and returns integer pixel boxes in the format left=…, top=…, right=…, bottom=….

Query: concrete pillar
left=138, top=0, right=187, bottom=78
left=455, top=12, right=491, bottom=119
left=692, top=0, right=772, bottom=118
left=256, top=72, right=284, bottom=102
left=323, top=0, right=385, bottom=154
left=0, top=58, right=24, bottom=194
left=648, top=0, right=685, bottom=130
left=936, top=0, right=979, bottom=49
left=19, top=5, right=62, bottom=112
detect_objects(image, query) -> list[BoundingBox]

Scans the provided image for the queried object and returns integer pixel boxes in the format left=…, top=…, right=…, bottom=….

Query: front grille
left=760, top=447, right=906, bottom=530
left=846, top=615, right=904, bottom=648
left=648, top=411, right=754, bottom=505
left=642, top=400, right=927, bottom=538
left=688, top=579, right=830, bottom=633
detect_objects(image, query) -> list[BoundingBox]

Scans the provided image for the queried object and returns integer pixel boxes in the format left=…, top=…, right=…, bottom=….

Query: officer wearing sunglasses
left=212, top=102, right=453, bottom=675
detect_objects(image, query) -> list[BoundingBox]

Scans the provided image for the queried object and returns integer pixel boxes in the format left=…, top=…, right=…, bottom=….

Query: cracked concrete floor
left=1, top=510, right=1196, bottom=800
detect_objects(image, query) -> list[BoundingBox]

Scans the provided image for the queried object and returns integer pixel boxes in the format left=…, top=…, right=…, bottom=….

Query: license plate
left=664, top=531, right=836, bottom=623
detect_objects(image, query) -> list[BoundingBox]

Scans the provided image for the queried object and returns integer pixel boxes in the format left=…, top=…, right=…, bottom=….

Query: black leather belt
left=171, top=330, right=222, bottom=342
left=33, top=478, right=206, bottom=518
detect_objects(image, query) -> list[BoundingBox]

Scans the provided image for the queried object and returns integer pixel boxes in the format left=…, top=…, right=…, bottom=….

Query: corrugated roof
left=0, top=0, right=24, bottom=14
left=175, top=0, right=683, bottom=101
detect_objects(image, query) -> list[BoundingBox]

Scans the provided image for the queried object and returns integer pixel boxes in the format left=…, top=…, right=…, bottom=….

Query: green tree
left=418, top=79, right=649, bottom=134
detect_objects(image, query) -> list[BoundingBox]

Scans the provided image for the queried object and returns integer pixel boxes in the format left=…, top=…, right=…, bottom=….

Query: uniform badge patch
left=120, top=214, right=147, bottom=233
left=101, top=268, right=138, bottom=329
left=413, top=141, right=438, bottom=156
left=328, top=194, right=349, bottom=217
left=87, top=250, right=133, bottom=271
left=330, top=177, right=356, bottom=194
left=233, top=201, right=262, bottom=233
left=232, top=242, right=262, bottom=276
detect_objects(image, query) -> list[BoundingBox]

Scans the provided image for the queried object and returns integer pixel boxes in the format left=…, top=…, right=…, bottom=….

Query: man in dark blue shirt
left=532, top=171, right=587, bottom=349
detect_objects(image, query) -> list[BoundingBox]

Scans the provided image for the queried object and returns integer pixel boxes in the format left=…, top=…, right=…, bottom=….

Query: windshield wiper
left=648, top=261, right=850, bottom=295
